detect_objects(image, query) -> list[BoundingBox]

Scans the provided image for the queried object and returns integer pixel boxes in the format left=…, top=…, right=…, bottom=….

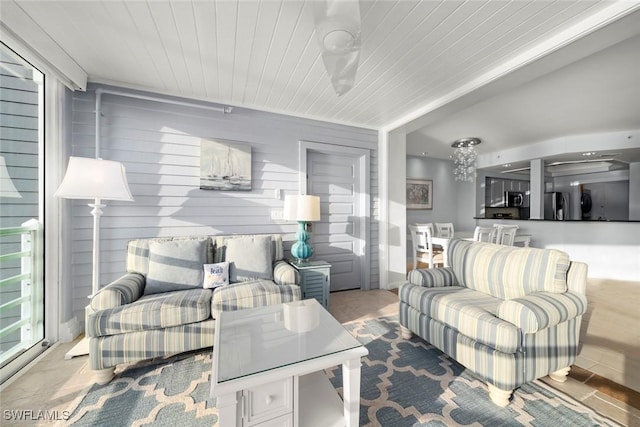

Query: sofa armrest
left=497, top=291, right=588, bottom=333
left=273, top=260, right=300, bottom=286
left=567, top=261, right=588, bottom=295
left=90, top=272, right=146, bottom=311
left=407, top=267, right=458, bottom=288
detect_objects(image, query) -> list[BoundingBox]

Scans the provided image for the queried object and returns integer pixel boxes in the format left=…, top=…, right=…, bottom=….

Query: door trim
left=299, top=141, right=371, bottom=291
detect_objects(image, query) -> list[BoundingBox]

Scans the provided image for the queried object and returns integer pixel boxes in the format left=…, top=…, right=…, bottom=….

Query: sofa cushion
left=213, top=234, right=284, bottom=263
left=86, top=288, right=212, bottom=337
left=126, top=236, right=213, bottom=276
left=400, top=284, right=520, bottom=353
left=448, top=239, right=570, bottom=300
left=225, top=235, right=273, bottom=282
left=144, top=239, right=208, bottom=295
left=497, top=291, right=588, bottom=333
left=212, top=279, right=300, bottom=315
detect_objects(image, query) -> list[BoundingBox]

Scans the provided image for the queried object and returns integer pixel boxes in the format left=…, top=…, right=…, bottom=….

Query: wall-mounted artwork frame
left=200, top=138, right=251, bottom=191
left=406, top=179, right=433, bottom=209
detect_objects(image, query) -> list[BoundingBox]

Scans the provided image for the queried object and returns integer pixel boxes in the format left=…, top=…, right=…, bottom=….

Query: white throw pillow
left=225, top=235, right=273, bottom=282
left=144, top=239, right=207, bottom=295
left=203, top=262, right=230, bottom=289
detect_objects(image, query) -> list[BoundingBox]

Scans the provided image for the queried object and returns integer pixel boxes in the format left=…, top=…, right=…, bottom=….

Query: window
left=0, top=42, right=45, bottom=383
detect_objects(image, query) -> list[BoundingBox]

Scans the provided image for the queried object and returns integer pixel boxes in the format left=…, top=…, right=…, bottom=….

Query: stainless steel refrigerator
left=544, top=192, right=570, bottom=220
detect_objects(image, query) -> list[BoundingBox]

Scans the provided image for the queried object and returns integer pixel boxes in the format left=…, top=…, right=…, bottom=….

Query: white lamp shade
left=283, top=195, right=298, bottom=220
left=0, top=156, right=21, bottom=198
left=283, top=195, right=321, bottom=221
left=55, top=156, right=134, bottom=201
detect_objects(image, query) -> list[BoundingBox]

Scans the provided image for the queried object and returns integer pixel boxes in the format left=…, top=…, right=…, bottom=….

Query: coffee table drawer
left=244, top=377, right=294, bottom=425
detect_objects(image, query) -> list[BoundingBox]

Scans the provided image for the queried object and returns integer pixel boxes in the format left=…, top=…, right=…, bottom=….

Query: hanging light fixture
left=313, top=0, right=362, bottom=96
left=451, top=137, right=481, bottom=182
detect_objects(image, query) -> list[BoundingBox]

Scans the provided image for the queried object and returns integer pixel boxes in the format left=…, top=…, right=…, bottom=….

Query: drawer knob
left=265, top=395, right=273, bottom=405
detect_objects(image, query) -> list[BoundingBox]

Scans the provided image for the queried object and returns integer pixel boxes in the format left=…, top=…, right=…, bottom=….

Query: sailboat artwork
left=200, top=139, right=251, bottom=191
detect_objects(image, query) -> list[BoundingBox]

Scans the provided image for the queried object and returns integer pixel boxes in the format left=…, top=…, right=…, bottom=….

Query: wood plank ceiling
left=2, top=0, right=633, bottom=129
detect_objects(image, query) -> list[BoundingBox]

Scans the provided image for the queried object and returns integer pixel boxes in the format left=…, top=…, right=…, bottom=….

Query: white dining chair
left=473, top=226, right=497, bottom=243
left=409, top=224, right=444, bottom=269
left=415, top=222, right=435, bottom=237
left=435, top=222, right=454, bottom=238
left=494, top=224, right=519, bottom=246
left=418, top=222, right=444, bottom=252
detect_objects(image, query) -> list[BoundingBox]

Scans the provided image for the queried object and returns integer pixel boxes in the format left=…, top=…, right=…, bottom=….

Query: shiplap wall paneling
left=69, top=85, right=378, bottom=322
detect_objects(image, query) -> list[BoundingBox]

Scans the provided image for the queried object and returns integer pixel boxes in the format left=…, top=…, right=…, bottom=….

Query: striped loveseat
left=87, top=234, right=300, bottom=384
left=399, top=239, right=588, bottom=406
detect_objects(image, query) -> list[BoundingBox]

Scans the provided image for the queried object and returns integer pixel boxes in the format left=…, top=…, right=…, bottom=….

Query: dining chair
left=494, top=224, right=519, bottom=246
left=409, top=224, right=444, bottom=269
left=417, top=222, right=443, bottom=252
left=473, top=226, right=497, bottom=243
left=415, top=222, right=435, bottom=237
left=435, top=222, right=454, bottom=238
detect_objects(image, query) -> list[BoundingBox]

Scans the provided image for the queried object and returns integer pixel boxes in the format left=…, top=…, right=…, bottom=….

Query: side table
left=288, top=260, right=331, bottom=309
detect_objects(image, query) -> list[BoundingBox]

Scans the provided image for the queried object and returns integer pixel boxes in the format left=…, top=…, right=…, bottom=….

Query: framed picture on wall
left=200, top=138, right=252, bottom=191
left=406, top=179, right=433, bottom=209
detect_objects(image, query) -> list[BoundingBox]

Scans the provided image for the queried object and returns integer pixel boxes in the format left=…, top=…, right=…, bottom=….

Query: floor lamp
left=55, top=156, right=133, bottom=358
left=1, top=156, right=22, bottom=198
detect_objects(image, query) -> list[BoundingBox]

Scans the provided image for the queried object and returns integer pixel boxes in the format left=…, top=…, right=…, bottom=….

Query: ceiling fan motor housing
left=313, top=0, right=362, bottom=95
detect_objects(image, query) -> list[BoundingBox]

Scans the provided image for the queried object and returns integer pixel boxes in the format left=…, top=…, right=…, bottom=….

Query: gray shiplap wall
left=68, top=84, right=379, bottom=322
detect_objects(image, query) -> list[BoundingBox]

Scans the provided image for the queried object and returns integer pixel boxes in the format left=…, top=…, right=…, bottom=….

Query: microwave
left=505, top=191, right=524, bottom=207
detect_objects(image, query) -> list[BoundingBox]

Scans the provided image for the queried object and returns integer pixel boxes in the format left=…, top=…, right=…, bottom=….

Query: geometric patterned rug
left=65, top=315, right=619, bottom=426
left=327, top=316, right=620, bottom=426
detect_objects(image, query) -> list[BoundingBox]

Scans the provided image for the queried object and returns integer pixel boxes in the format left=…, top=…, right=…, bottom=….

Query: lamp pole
left=89, top=199, right=105, bottom=296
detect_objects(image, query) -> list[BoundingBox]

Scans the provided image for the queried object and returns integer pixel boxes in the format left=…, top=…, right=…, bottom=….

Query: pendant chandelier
left=451, top=137, right=481, bottom=182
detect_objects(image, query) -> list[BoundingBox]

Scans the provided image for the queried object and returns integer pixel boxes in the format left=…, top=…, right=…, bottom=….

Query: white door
left=307, top=151, right=365, bottom=292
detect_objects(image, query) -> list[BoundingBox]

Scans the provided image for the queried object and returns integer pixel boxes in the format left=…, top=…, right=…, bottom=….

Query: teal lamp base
left=291, top=221, right=313, bottom=263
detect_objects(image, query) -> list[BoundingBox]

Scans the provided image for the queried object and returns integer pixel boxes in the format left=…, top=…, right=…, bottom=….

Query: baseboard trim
left=59, top=316, right=82, bottom=343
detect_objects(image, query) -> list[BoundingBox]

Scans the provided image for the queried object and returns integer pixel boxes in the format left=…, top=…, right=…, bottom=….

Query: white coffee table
left=210, top=299, right=368, bottom=427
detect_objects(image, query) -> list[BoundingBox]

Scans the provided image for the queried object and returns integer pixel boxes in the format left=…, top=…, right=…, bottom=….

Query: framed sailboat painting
left=200, top=138, right=252, bottom=191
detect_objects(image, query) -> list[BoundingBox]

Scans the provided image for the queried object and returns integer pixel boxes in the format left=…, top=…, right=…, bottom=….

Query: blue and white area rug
left=65, top=316, right=618, bottom=426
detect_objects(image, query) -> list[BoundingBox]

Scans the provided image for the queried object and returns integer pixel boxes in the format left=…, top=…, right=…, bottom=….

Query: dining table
left=430, top=231, right=532, bottom=267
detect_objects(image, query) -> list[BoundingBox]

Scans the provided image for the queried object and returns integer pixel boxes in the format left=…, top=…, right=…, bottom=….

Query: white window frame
left=0, top=40, right=69, bottom=386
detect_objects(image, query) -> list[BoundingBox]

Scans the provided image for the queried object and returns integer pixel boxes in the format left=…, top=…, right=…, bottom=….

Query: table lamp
left=283, top=194, right=321, bottom=263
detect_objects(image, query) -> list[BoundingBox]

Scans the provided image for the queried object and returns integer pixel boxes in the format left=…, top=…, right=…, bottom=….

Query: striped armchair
left=399, top=239, right=588, bottom=406
left=87, top=234, right=300, bottom=384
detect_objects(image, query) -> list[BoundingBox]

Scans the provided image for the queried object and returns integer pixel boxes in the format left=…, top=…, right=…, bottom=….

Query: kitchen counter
left=474, top=217, right=640, bottom=223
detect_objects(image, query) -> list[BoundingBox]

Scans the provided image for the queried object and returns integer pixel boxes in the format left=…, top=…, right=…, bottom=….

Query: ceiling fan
left=313, top=0, right=362, bottom=96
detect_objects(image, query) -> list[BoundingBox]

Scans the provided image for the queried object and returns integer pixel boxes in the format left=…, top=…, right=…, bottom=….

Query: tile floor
left=575, top=278, right=640, bottom=393
left=1, top=289, right=639, bottom=426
